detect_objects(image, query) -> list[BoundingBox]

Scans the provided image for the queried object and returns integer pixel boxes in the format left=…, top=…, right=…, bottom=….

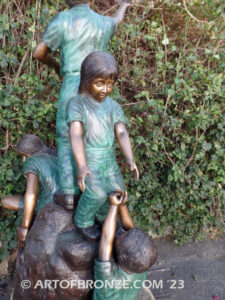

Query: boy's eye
left=107, top=84, right=113, bottom=89
left=95, top=81, right=104, bottom=87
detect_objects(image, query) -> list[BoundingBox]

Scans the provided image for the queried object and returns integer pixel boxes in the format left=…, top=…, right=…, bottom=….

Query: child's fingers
left=88, top=170, right=93, bottom=180
left=78, top=178, right=85, bottom=192
left=121, top=191, right=128, bottom=205
left=134, top=166, right=140, bottom=181
left=81, top=176, right=86, bottom=192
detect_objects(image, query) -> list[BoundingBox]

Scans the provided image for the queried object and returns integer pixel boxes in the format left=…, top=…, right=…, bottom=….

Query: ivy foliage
left=0, top=0, right=224, bottom=260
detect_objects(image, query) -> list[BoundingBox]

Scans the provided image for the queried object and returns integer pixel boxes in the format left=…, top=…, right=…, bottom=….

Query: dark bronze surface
left=13, top=202, right=99, bottom=300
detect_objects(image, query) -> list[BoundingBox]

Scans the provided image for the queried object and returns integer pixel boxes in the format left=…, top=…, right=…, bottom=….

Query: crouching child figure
left=67, top=51, right=139, bottom=242
left=93, top=191, right=158, bottom=300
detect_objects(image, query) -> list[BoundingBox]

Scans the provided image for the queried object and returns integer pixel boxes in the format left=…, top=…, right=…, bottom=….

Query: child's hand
left=121, top=191, right=128, bottom=206
left=126, top=160, right=139, bottom=181
left=109, top=191, right=124, bottom=206
left=78, top=166, right=92, bottom=192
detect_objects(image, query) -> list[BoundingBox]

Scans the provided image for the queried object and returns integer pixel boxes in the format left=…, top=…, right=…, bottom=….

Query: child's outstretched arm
left=33, top=42, right=60, bottom=76
left=115, top=121, right=139, bottom=181
left=70, top=121, right=92, bottom=192
left=99, top=191, right=124, bottom=261
left=118, top=191, right=135, bottom=230
left=17, top=173, right=38, bottom=248
left=1, top=195, right=22, bottom=211
left=114, top=1, right=132, bottom=27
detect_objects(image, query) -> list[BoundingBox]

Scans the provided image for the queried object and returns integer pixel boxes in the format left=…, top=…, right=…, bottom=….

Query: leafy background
left=0, top=0, right=224, bottom=261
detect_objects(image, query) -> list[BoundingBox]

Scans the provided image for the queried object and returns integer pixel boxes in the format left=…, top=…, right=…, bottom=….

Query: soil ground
left=148, top=234, right=225, bottom=300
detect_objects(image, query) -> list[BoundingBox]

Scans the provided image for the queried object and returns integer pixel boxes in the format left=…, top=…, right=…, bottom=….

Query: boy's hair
left=66, top=0, right=89, bottom=8
left=15, top=134, right=57, bottom=157
left=115, top=228, right=157, bottom=273
left=79, top=51, right=119, bottom=94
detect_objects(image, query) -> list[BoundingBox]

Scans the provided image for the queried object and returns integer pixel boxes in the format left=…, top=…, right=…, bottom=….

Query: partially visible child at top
left=33, top=0, right=132, bottom=210
left=66, top=51, right=139, bottom=241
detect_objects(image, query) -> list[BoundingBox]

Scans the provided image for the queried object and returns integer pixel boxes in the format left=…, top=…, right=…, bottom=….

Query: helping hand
left=78, top=166, right=92, bottom=192
left=109, top=190, right=124, bottom=206
left=121, top=191, right=128, bottom=206
left=126, top=160, right=139, bottom=181
left=16, top=226, right=28, bottom=248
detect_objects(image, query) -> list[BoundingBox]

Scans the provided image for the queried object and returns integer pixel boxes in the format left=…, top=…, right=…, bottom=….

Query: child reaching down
left=67, top=51, right=139, bottom=241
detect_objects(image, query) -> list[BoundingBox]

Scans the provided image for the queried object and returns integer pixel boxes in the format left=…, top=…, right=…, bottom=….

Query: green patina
left=22, top=153, right=59, bottom=212
left=93, top=260, right=147, bottom=300
left=67, top=94, right=125, bottom=227
left=42, top=4, right=117, bottom=193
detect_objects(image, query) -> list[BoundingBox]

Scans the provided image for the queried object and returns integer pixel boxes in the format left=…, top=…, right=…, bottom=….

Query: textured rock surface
left=13, top=202, right=154, bottom=299
left=13, top=203, right=98, bottom=300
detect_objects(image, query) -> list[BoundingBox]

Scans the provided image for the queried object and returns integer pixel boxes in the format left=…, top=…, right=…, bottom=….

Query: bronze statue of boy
left=67, top=51, right=139, bottom=241
left=94, top=191, right=157, bottom=299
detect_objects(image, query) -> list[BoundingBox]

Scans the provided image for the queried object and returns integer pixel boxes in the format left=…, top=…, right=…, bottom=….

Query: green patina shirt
left=93, top=260, right=147, bottom=300
left=23, top=153, right=59, bottom=211
left=67, top=94, right=125, bottom=150
left=42, top=4, right=117, bottom=76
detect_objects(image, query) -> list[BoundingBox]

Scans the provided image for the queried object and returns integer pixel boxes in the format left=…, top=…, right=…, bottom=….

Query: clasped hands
left=78, top=160, right=139, bottom=192
left=108, top=190, right=128, bottom=206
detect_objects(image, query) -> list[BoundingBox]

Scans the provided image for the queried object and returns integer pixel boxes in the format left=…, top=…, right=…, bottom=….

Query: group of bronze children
left=2, top=1, right=157, bottom=299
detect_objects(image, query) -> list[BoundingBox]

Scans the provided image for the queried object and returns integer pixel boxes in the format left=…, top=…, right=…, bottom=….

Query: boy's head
left=79, top=51, right=118, bottom=101
left=115, top=228, right=157, bottom=274
left=66, top=0, right=89, bottom=8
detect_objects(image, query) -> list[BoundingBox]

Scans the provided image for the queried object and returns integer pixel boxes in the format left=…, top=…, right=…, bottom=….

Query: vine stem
left=183, top=0, right=209, bottom=24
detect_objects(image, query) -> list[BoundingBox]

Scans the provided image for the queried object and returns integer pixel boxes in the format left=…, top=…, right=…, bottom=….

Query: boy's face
left=89, top=77, right=115, bottom=101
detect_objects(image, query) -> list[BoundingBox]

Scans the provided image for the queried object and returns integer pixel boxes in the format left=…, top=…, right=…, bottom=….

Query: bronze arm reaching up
left=98, top=191, right=125, bottom=262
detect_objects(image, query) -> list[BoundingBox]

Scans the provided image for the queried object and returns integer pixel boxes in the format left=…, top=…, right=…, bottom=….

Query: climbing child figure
left=1, top=135, right=59, bottom=247
left=93, top=191, right=157, bottom=300
left=67, top=51, right=139, bottom=241
left=33, top=0, right=132, bottom=210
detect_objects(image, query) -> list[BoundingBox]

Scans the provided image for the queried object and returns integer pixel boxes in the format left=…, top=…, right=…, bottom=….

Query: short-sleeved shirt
left=42, top=4, right=117, bottom=76
left=23, top=153, right=59, bottom=211
left=66, top=94, right=125, bottom=150
left=93, top=260, right=147, bottom=300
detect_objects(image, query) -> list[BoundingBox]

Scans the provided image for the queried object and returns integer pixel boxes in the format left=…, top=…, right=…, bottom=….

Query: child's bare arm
left=1, top=195, right=22, bottom=211
left=17, top=173, right=38, bottom=247
left=70, top=121, right=92, bottom=192
left=115, top=121, right=139, bottom=181
left=33, top=41, right=60, bottom=75
left=114, top=1, right=132, bottom=27
left=119, top=191, right=135, bottom=230
left=99, top=191, right=123, bottom=261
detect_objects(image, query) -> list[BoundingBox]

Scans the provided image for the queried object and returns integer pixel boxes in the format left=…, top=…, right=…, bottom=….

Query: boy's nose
left=102, top=85, right=107, bottom=93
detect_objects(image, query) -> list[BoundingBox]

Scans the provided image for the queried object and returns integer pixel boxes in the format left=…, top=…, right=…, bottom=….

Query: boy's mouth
left=98, top=93, right=106, bottom=98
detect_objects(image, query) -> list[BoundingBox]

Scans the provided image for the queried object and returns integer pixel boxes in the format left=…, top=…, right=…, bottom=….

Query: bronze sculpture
left=67, top=51, right=139, bottom=242
left=1, top=134, right=59, bottom=247
left=5, top=2, right=159, bottom=299
left=94, top=191, right=157, bottom=299
left=33, top=0, right=132, bottom=210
